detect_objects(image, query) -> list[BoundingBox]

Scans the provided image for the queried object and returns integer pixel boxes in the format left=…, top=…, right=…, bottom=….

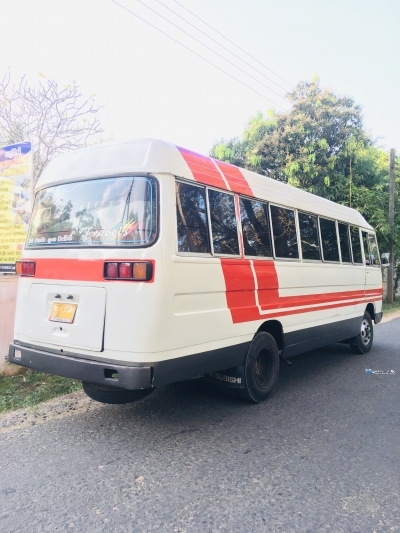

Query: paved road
left=1, top=318, right=400, bottom=533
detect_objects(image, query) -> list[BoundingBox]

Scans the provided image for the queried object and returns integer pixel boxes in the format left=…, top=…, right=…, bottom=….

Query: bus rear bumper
left=8, top=343, right=152, bottom=390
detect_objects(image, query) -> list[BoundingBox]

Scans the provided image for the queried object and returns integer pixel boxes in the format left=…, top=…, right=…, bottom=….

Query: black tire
left=351, top=311, right=373, bottom=354
left=82, top=382, right=154, bottom=404
left=237, top=332, right=280, bottom=403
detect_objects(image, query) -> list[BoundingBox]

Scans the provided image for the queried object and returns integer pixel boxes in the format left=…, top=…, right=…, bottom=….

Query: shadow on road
left=72, top=341, right=376, bottom=440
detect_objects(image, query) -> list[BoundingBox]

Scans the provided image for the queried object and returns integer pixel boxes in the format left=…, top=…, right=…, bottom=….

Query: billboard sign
left=0, top=141, right=33, bottom=273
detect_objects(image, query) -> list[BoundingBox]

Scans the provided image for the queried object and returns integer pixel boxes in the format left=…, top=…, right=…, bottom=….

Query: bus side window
left=338, top=223, right=351, bottom=263
left=298, top=212, right=321, bottom=260
left=368, top=233, right=380, bottom=266
left=270, top=205, right=299, bottom=259
left=319, top=218, right=340, bottom=262
left=350, top=226, right=363, bottom=264
left=239, top=197, right=272, bottom=257
left=208, top=189, right=240, bottom=255
left=176, top=181, right=210, bottom=253
left=362, top=231, right=371, bottom=265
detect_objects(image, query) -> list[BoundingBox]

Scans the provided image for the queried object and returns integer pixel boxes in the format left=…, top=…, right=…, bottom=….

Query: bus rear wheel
left=351, top=311, right=373, bottom=354
left=237, top=332, right=280, bottom=403
left=82, top=382, right=154, bottom=404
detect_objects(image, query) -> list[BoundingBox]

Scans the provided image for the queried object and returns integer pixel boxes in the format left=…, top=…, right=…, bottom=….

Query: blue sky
left=2, top=0, right=399, bottom=155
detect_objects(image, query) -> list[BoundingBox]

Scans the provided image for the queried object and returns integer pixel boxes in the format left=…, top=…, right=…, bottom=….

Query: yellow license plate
left=49, top=302, right=77, bottom=324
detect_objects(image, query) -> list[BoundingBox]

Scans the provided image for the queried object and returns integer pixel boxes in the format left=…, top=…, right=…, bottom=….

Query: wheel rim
left=254, top=347, right=275, bottom=389
left=361, top=319, right=371, bottom=346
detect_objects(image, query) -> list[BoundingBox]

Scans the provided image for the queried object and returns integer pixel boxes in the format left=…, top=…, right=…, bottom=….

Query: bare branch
left=0, top=73, right=104, bottom=184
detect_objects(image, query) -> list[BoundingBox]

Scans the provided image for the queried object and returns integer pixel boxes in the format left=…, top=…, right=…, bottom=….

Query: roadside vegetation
left=383, top=298, right=400, bottom=315
left=0, top=370, right=82, bottom=414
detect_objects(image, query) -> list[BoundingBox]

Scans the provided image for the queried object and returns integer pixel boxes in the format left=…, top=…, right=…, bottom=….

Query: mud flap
left=206, top=365, right=245, bottom=389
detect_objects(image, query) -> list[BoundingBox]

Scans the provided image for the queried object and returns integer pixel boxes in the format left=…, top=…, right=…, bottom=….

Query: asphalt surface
left=1, top=318, right=400, bottom=533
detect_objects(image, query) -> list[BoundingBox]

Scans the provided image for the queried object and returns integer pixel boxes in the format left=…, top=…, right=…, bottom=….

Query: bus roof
left=38, top=138, right=373, bottom=230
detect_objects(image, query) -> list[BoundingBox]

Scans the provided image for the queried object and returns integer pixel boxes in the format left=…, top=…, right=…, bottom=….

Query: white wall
left=0, top=276, right=18, bottom=375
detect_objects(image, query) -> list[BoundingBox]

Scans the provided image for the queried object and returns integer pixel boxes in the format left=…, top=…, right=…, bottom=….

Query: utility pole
left=387, top=149, right=395, bottom=303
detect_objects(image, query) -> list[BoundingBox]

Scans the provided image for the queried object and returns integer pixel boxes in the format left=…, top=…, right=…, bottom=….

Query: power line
left=173, top=0, right=293, bottom=90
left=135, top=0, right=288, bottom=103
left=154, top=0, right=288, bottom=94
left=110, top=0, right=290, bottom=110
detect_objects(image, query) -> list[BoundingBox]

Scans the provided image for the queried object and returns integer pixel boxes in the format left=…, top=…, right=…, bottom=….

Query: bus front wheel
left=351, top=312, right=373, bottom=355
left=82, top=382, right=154, bottom=404
left=237, top=332, right=280, bottom=403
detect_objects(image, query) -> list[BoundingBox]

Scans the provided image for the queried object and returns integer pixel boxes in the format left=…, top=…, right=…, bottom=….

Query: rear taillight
left=132, top=262, right=148, bottom=280
left=119, top=262, right=133, bottom=279
left=104, top=261, right=153, bottom=281
left=105, top=262, right=119, bottom=279
left=16, top=261, right=36, bottom=276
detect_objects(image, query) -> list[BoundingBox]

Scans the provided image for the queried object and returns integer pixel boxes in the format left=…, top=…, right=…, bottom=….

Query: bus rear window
left=27, top=176, right=157, bottom=247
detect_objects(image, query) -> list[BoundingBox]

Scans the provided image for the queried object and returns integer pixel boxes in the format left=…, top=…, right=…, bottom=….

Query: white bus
left=9, top=139, right=383, bottom=404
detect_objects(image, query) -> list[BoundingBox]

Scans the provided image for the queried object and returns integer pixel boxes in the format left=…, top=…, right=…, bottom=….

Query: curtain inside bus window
left=350, top=226, right=363, bottom=264
left=368, top=234, right=380, bottom=266
left=240, top=198, right=272, bottom=257
left=176, top=182, right=210, bottom=253
left=320, top=218, right=340, bottom=262
left=27, top=176, right=157, bottom=247
left=338, top=223, right=351, bottom=263
left=270, top=205, right=299, bottom=259
left=208, top=190, right=239, bottom=255
left=298, top=212, right=320, bottom=260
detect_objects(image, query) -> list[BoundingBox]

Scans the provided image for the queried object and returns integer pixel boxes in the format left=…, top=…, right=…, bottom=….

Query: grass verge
left=0, top=370, right=82, bottom=414
left=382, top=298, right=400, bottom=315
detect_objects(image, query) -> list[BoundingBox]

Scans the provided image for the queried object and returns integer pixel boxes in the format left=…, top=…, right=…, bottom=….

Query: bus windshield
left=27, top=176, right=157, bottom=248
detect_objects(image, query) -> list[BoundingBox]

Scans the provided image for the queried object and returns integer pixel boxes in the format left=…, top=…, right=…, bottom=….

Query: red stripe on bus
left=220, top=258, right=382, bottom=323
left=28, top=258, right=155, bottom=282
left=177, top=147, right=227, bottom=189
left=33, top=258, right=104, bottom=281
left=220, top=259, right=260, bottom=322
left=259, top=298, right=382, bottom=320
left=214, top=160, right=253, bottom=196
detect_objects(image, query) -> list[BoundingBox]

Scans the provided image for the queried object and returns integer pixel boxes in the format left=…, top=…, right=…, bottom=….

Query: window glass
left=270, top=205, right=299, bottom=259
left=176, top=181, right=210, bottom=253
left=338, top=223, right=351, bottom=263
left=208, top=190, right=239, bottom=255
left=240, top=198, right=272, bottom=257
left=320, top=218, right=340, bottom=262
left=298, top=212, right=320, bottom=260
left=28, top=177, right=157, bottom=248
left=350, top=226, right=363, bottom=264
left=368, top=233, right=380, bottom=266
left=362, top=231, right=370, bottom=265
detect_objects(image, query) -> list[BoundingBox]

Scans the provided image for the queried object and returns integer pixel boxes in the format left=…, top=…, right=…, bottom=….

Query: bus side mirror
left=381, top=253, right=390, bottom=266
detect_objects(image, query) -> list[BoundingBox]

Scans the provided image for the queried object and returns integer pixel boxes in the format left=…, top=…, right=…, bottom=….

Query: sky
left=2, top=0, right=400, bottom=156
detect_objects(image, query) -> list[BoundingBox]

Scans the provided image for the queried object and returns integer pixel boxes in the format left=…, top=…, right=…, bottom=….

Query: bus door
left=362, top=231, right=381, bottom=296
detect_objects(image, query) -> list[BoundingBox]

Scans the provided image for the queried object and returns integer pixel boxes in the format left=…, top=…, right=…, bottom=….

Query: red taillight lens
left=119, top=262, right=133, bottom=279
left=16, top=261, right=35, bottom=276
left=106, top=262, right=119, bottom=278
left=104, top=261, right=153, bottom=281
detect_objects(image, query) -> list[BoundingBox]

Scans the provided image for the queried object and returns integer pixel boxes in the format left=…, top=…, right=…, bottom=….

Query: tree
left=210, top=78, right=397, bottom=259
left=0, top=72, right=103, bottom=184
left=210, top=111, right=276, bottom=170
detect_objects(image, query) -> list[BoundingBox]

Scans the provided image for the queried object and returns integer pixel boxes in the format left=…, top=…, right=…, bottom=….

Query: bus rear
left=9, top=141, right=167, bottom=404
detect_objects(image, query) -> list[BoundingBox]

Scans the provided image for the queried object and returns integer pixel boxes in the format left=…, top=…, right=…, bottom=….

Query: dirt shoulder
left=381, top=310, right=400, bottom=323
left=0, top=390, right=101, bottom=434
